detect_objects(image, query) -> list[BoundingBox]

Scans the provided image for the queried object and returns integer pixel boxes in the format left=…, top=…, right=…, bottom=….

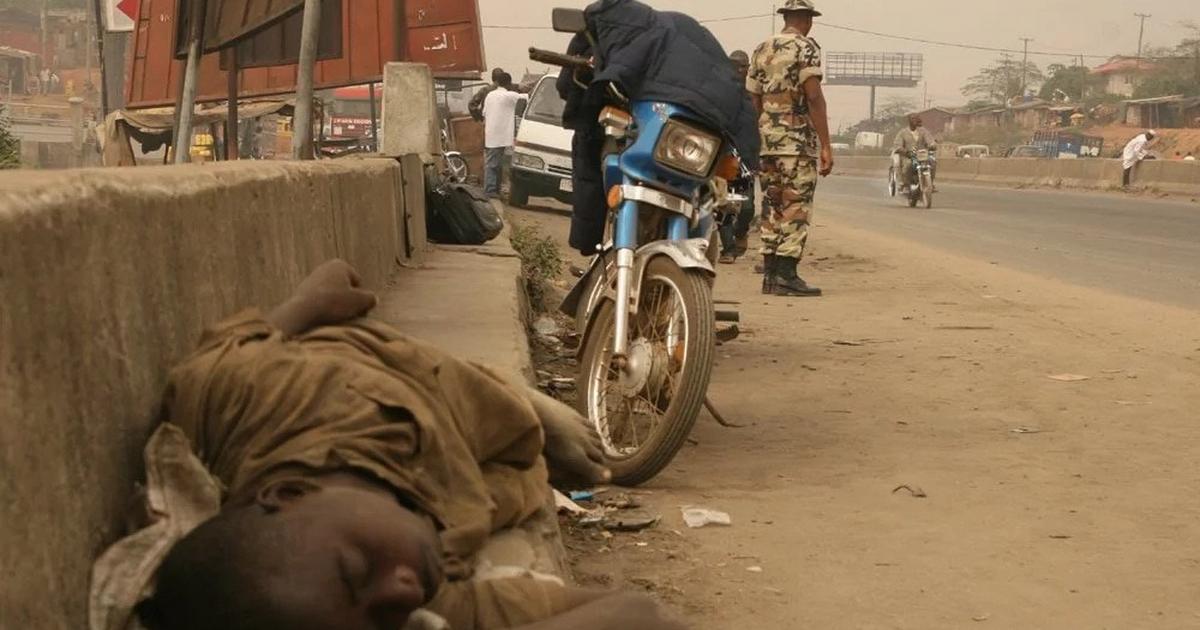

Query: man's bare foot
left=527, top=390, right=611, bottom=489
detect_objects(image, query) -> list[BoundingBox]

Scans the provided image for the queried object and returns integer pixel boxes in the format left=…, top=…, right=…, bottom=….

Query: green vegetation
left=961, top=56, right=1045, bottom=103
left=1133, top=23, right=1200, bottom=99
left=510, top=223, right=563, bottom=311
left=0, top=105, right=20, bottom=170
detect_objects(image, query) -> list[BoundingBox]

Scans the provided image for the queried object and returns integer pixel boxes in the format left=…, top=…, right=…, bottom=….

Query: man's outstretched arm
left=265, top=260, right=377, bottom=336
left=513, top=591, right=688, bottom=630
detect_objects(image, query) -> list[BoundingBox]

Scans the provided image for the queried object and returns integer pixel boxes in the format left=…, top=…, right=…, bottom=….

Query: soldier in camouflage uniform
left=746, top=0, right=834, bottom=297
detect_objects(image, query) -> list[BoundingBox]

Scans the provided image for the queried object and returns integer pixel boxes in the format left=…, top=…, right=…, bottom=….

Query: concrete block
left=400, top=153, right=430, bottom=265
left=0, top=159, right=403, bottom=629
left=381, top=63, right=443, bottom=158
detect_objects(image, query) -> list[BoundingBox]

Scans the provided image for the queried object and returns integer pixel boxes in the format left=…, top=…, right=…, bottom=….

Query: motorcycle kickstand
left=705, top=397, right=746, bottom=428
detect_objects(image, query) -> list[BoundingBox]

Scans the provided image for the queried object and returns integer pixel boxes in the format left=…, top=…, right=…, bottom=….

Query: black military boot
left=760, top=254, right=777, bottom=294
left=773, top=256, right=822, bottom=297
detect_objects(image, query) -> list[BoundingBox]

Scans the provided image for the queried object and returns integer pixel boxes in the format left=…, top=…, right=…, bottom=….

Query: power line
left=483, top=14, right=1188, bottom=61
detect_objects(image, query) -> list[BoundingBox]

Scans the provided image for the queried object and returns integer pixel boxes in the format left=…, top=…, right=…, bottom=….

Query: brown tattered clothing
left=162, top=311, right=573, bottom=627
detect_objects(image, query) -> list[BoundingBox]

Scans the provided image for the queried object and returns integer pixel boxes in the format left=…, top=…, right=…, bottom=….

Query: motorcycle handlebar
left=529, top=47, right=593, bottom=69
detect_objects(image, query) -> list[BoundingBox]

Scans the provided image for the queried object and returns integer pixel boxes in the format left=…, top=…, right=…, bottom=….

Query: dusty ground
left=510, top=201, right=1200, bottom=630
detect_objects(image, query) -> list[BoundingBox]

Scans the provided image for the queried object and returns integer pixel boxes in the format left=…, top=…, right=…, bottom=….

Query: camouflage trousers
left=759, top=155, right=818, bottom=259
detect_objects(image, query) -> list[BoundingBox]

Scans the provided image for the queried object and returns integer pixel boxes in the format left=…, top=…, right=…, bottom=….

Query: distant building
left=1090, top=56, right=1156, bottom=98
left=914, top=107, right=956, bottom=135
left=945, top=105, right=1005, bottom=134
left=1120, top=95, right=1200, bottom=129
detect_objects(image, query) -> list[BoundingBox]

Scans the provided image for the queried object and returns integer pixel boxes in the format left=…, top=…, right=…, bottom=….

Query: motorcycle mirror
left=552, top=8, right=587, bottom=34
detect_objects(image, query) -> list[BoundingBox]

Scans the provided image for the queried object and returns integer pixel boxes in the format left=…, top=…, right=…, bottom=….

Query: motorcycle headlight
left=654, top=120, right=721, bottom=177
left=512, top=152, right=546, bottom=171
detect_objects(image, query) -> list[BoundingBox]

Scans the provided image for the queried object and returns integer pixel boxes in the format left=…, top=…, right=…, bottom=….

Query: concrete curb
left=374, top=217, right=570, bottom=580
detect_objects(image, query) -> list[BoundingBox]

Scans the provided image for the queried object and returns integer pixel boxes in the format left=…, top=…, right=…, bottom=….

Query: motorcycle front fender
left=574, top=238, right=715, bottom=357
left=634, top=238, right=716, bottom=279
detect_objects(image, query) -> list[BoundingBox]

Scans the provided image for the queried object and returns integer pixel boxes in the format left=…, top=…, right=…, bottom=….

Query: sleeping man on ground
left=99, top=260, right=686, bottom=630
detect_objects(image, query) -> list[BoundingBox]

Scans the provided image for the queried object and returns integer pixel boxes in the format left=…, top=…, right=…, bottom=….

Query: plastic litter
left=682, top=507, right=732, bottom=528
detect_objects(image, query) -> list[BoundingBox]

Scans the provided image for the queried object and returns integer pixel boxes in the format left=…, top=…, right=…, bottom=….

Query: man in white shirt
left=482, top=72, right=528, bottom=198
left=1121, top=130, right=1156, bottom=188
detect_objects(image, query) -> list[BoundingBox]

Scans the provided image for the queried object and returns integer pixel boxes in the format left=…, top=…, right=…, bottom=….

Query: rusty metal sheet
left=203, top=0, right=304, bottom=52
left=406, top=0, right=485, bottom=77
left=224, top=1, right=343, bottom=69
left=125, top=0, right=485, bottom=109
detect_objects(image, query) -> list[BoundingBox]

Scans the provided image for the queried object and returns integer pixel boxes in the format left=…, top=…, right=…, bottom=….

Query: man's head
left=1145, top=130, right=1157, bottom=141
left=139, top=480, right=443, bottom=630
left=778, top=0, right=820, bottom=35
left=490, top=67, right=505, bottom=85
left=729, top=50, right=750, bottom=82
left=496, top=71, right=515, bottom=90
left=908, top=114, right=923, bottom=130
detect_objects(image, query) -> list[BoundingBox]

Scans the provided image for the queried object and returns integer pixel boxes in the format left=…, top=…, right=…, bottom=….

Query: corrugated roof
left=1122, top=95, right=1185, bottom=105
left=0, top=45, right=37, bottom=59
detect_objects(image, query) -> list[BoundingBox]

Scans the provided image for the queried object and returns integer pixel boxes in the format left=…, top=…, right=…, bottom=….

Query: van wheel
left=509, top=182, right=530, bottom=208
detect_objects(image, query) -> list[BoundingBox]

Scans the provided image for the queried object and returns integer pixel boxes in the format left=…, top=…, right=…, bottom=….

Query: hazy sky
left=477, top=0, right=1195, bottom=129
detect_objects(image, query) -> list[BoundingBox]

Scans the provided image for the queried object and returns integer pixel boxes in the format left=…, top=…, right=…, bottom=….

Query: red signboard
left=124, top=0, right=485, bottom=109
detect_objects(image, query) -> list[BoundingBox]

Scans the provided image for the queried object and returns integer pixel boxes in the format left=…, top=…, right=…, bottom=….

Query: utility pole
left=40, top=0, right=48, bottom=71
left=1134, top=13, right=1151, bottom=68
left=1019, top=37, right=1034, bottom=97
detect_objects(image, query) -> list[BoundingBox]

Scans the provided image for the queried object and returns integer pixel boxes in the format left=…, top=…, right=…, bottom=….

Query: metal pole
left=368, top=82, right=378, bottom=152
left=69, top=96, right=84, bottom=167
left=869, top=85, right=876, bottom=121
left=225, top=48, right=239, bottom=160
left=173, top=0, right=206, bottom=165
left=40, top=0, right=48, bottom=67
left=1134, top=13, right=1151, bottom=66
left=1133, top=13, right=1151, bottom=92
left=291, top=0, right=323, bottom=160
left=90, top=0, right=109, bottom=114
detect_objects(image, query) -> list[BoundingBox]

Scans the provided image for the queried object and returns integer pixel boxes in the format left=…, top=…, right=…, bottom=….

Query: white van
left=510, top=74, right=575, bottom=207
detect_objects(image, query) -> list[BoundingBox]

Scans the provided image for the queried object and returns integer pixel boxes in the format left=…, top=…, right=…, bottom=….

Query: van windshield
left=524, top=78, right=566, bottom=127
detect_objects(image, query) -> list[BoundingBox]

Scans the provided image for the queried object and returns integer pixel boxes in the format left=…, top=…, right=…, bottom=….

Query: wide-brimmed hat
left=777, top=0, right=822, bottom=16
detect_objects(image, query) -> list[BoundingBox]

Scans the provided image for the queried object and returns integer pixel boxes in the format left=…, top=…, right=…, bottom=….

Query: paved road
left=820, top=176, right=1200, bottom=309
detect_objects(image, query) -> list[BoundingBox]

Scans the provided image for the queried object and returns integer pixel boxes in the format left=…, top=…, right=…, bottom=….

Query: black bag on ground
left=426, top=182, right=503, bottom=245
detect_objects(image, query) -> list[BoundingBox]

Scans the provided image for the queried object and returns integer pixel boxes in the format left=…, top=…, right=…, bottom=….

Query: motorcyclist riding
left=892, top=114, right=938, bottom=191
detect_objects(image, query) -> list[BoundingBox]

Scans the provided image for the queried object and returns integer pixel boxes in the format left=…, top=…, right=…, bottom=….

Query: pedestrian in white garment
left=482, top=72, right=528, bottom=198
left=1121, top=130, right=1156, bottom=188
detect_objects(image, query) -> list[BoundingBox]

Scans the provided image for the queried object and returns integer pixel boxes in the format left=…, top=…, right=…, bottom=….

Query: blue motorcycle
left=532, top=9, right=744, bottom=486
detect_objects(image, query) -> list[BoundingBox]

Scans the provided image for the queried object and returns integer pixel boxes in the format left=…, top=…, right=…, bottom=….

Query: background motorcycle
left=889, top=149, right=936, bottom=209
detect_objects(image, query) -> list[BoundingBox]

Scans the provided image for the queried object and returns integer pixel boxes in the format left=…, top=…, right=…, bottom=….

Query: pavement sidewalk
left=373, top=214, right=570, bottom=580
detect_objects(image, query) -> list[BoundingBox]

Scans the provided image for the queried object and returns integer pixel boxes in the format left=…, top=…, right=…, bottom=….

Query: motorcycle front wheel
left=921, top=172, right=933, bottom=209
left=578, top=256, right=715, bottom=486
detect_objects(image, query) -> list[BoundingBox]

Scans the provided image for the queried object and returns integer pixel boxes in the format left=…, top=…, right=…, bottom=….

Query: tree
left=1133, top=26, right=1200, bottom=99
left=962, top=56, right=1045, bottom=104
left=1038, top=64, right=1100, bottom=102
left=0, top=105, right=20, bottom=169
left=876, top=96, right=919, bottom=122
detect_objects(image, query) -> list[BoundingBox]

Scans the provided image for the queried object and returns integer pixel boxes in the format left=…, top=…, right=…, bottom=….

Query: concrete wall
left=835, top=155, right=1200, bottom=195
left=0, top=159, right=406, bottom=629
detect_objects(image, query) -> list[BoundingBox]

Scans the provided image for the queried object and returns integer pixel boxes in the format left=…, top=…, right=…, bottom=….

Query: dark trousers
left=1123, top=166, right=1134, bottom=187
left=569, top=124, right=608, bottom=256
left=719, top=195, right=756, bottom=255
